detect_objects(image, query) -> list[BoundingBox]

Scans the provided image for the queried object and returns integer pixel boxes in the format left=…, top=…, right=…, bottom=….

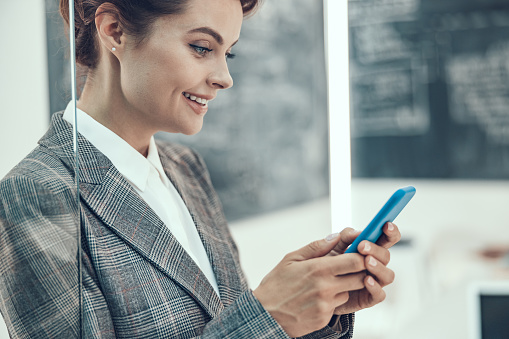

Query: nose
left=207, top=59, right=234, bottom=90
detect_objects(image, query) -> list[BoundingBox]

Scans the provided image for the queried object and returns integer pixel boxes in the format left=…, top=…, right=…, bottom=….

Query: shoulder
left=155, top=139, right=218, bottom=199
left=2, top=111, right=76, bottom=194
left=155, top=139, right=202, bottom=161
left=155, top=139, right=208, bottom=173
left=0, top=145, right=79, bottom=259
left=1, top=144, right=76, bottom=198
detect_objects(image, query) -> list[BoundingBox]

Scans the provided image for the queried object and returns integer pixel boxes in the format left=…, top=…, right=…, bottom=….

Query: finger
left=357, top=240, right=391, bottom=266
left=322, top=253, right=366, bottom=276
left=364, top=255, right=395, bottom=287
left=331, top=228, right=361, bottom=254
left=334, top=272, right=366, bottom=293
left=364, top=275, right=386, bottom=307
left=290, top=233, right=343, bottom=261
left=376, top=222, right=401, bottom=249
left=333, top=291, right=350, bottom=308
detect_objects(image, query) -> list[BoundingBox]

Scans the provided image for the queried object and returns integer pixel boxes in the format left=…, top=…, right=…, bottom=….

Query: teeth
left=183, top=92, right=208, bottom=105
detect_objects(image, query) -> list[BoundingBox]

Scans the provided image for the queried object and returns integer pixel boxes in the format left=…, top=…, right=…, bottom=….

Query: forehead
left=155, top=0, right=244, bottom=44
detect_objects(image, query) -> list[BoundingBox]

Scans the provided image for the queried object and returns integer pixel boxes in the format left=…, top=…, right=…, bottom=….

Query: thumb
left=332, top=227, right=361, bottom=254
left=291, top=233, right=341, bottom=261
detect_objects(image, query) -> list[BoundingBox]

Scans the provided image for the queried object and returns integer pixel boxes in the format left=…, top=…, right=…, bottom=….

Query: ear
left=94, top=3, right=125, bottom=56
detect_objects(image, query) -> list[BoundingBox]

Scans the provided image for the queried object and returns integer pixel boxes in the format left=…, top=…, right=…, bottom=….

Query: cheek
left=121, top=61, right=175, bottom=109
left=120, top=46, right=201, bottom=113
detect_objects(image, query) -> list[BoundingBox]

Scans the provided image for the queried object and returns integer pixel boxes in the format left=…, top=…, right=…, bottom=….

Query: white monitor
left=468, top=281, right=509, bottom=339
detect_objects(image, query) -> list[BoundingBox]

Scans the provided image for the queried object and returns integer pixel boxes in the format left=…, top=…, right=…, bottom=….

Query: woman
left=0, top=0, right=401, bottom=338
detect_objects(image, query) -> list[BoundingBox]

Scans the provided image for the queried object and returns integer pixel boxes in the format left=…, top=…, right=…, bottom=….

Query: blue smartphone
left=344, top=186, right=416, bottom=254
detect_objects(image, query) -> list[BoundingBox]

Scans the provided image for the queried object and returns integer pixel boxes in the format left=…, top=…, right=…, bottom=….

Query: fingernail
left=367, top=276, right=375, bottom=286
left=325, top=233, right=340, bottom=241
left=369, top=257, right=377, bottom=267
left=364, top=243, right=371, bottom=252
left=388, top=223, right=394, bottom=231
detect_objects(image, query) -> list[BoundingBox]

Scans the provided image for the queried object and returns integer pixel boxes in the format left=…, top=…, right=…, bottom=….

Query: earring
left=112, top=47, right=116, bottom=52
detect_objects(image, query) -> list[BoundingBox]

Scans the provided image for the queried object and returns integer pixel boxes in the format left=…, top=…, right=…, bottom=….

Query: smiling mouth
left=183, top=92, right=208, bottom=106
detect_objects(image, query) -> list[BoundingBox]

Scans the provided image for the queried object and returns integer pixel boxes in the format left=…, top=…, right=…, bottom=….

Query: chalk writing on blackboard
left=349, top=0, right=429, bottom=138
left=446, top=41, right=509, bottom=146
left=349, top=0, right=509, bottom=179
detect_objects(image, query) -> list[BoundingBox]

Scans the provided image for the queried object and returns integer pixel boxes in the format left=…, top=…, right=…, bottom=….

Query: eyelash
left=189, top=44, right=236, bottom=60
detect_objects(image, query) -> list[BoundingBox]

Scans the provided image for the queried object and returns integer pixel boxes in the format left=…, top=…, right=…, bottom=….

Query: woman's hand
left=253, top=234, right=367, bottom=338
left=252, top=223, right=402, bottom=338
left=330, top=223, right=401, bottom=315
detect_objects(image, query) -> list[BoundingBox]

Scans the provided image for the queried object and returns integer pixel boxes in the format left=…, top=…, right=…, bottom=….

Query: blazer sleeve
left=0, top=174, right=80, bottom=338
left=197, top=291, right=354, bottom=339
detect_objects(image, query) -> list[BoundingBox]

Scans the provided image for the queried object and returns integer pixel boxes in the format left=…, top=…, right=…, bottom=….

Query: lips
left=183, top=92, right=208, bottom=116
left=183, top=92, right=209, bottom=105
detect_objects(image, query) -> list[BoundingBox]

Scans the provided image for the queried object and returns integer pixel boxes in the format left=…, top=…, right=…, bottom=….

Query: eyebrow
left=187, top=26, right=239, bottom=48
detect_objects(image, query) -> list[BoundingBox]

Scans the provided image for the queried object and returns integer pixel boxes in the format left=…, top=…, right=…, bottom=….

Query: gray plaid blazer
left=0, top=112, right=354, bottom=338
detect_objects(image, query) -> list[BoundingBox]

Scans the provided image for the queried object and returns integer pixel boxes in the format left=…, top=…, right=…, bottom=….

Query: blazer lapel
left=41, top=113, right=224, bottom=318
left=158, top=146, right=245, bottom=308
left=79, top=172, right=224, bottom=318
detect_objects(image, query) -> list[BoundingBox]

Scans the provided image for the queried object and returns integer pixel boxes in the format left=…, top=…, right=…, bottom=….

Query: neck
left=77, top=64, right=152, bottom=157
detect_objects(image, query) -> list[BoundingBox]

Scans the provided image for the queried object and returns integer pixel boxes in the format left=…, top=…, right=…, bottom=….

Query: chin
left=160, top=114, right=204, bottom=135
left=179, top=122, right=204, bottom=136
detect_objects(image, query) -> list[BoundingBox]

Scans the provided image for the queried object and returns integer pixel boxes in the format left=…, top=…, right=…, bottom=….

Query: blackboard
left=160, top=0, right=329, bottom=221
left=349, top=0, right=509, bottom=179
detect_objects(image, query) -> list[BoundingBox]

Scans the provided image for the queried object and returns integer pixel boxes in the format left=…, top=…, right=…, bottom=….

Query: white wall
left=0, top=1, right=49, bottom=336
left=0, top=1, right=49, bottom=179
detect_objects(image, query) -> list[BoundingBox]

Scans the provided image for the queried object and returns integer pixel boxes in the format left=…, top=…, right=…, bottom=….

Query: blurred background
left=346, top=0, right=509, bottom=337
left=1, top=0, right=509, bottom=338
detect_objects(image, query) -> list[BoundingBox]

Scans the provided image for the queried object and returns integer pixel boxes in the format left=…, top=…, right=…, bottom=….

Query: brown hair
left=60, top=0, right=261, bottom=68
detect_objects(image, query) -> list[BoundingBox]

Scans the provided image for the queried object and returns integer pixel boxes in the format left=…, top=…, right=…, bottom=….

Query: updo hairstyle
left=60, top=0, right=261, bottom=68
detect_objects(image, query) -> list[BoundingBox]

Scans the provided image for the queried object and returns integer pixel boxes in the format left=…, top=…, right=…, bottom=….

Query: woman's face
left=119, top=0, right=243, bottom=136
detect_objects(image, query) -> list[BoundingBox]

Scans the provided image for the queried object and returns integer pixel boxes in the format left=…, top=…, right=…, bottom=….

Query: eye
left=190, top=44, right=212, bottom=56
left=226, top=52, right=236, bottom=61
